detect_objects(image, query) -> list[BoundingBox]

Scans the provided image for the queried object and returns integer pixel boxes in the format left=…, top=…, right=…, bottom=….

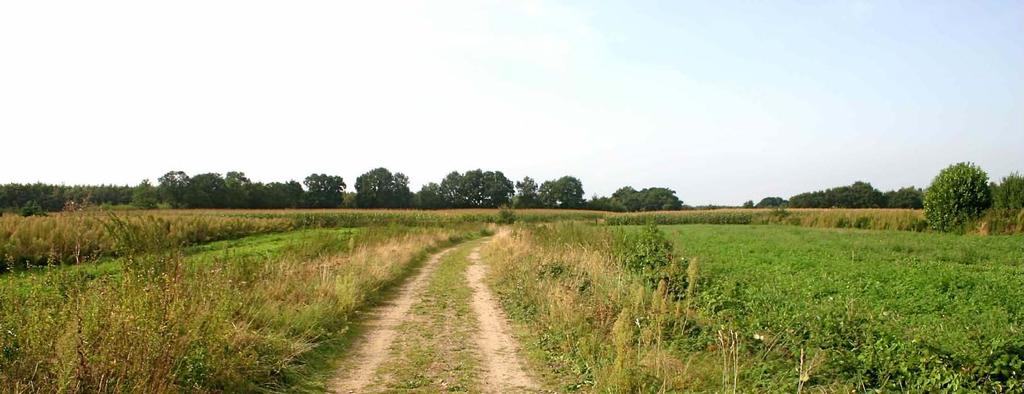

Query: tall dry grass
left=0, top=225, right=487, bottom=392
left=483, top=224, right=715, bottom=392
left=0, top=212, right=294, bottom=269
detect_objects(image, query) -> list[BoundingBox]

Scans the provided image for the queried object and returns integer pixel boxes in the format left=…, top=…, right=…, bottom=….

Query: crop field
left=2, top=209, right=1023, bottom=392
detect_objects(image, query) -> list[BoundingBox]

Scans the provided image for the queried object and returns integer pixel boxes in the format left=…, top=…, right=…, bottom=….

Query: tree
left=514, top=177, right=541, bottom=208
left=184, top=173, right=228, bottom=208
left=755, top=197, right=787, bottom=208
left=355, top=168, right=412, bottom=208
left=884, top=187, right=923, bottom=209
left=992, top=172, right=1024, bottom=209
left=224, top=171, right=253, bottom=208
left=414, top=182, right=445, bottom=209
left=538, top=176, right=585, bottom=209
left=742, top=200, right=755, bottom=208
left=303, top=173, right=346, bottom=208
left=612, top=187, right=642, bottom=212
left=482, top=170, right=514, bottom=207
left=157, top=171, right=190, bottom=208
left=638, top=187, right=683, bottom=211
left=131, top=179, right=159, bottom=209
left=924, top=162, right=992, bottom=232
left=789, top=181, right=885, bottom=208
left=587, top=195, right=626, bottom=212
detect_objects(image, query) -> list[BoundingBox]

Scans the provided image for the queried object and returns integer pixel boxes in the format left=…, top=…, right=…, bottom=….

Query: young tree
left=131, top=179, right=159, bottom=209
left=924, top=162, right=992, bottom=232
left=992, top=172, right=1024, bottom=209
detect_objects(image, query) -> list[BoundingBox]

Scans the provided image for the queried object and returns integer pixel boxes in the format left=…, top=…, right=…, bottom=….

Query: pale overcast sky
left=1, top=1, right=1021, bottom=205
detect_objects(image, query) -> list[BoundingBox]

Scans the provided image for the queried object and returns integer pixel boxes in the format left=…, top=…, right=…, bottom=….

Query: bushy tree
left=789, top=181, right=885, bottom=208
left=414, top=182, right=445, bottom=209
left=303, top=173, right=346, bottom=208
left=184, top=173, right=228, bottom=208
left=755, top=197, right=787, bottom=208
left=157, top=171, right=190, bottom=208
left=538, top=176, right=585, bottom=208
left=355, top=168, right=412, bottom=208
left=224, top=171, right=253, bottom=208
left=514, top=177, right=541, bottom=208
left=131, top=179, right=159, bottom=209
left=992, top=172, right=1024, bottom=209
left=742, top=200, right=755, bottom=208
left=924, top=162, right=992, bottom=232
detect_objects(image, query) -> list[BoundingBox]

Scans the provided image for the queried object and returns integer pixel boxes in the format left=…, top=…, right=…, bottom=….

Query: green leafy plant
left=924, top=162, right=992, bottom=232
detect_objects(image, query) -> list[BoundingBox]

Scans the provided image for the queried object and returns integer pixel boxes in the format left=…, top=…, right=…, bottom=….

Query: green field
left=668, top=225, right=1024, bottom=391
left=3, top=212, right=1023, bottom=392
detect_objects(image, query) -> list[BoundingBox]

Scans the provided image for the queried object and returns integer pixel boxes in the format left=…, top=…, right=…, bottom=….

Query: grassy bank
left=484, top=223, right=1024, bottom=392
left=0, top=224, right=488, bottom=392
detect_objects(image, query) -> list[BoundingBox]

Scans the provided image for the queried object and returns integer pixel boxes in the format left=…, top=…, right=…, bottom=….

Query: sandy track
left=466, top=245, right=541, bottom=393
left=329, top=247, right=455, bottom=393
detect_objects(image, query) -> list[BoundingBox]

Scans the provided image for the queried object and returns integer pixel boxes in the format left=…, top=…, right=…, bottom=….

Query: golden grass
left=0, top=225, right=486, bottom=392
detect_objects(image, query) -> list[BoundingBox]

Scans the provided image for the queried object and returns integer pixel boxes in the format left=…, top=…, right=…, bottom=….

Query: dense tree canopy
left=789, top=181, right=887, bottom=208
left=303, top=174, right=346, bottom=208
left=514, top=177, right=541, bottom=208
left=538, top=176, right=586, bottom=209
left=355, top=168, right=413, bottom=208
left=607, top=186, right=683, bottom=212
left=755, top=197, right=787, bottom=208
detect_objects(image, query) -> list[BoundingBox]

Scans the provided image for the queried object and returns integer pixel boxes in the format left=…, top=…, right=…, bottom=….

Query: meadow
left=2, top=207, right=1023, bottom=392
left=483, top=223, right=1024, bottom=392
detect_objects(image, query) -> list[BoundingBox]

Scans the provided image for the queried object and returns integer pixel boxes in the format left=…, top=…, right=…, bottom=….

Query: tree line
left=0, top=168, right=685, bottom=213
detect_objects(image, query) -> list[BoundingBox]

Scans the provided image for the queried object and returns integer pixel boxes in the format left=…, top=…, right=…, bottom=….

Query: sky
left=1, top=0, right=1021, bottom=205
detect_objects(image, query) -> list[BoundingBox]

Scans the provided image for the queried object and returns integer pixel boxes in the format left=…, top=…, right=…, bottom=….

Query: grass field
left=484, top=223, right=1024, bottom=392
left=3, top=209, right=1023, bottom=392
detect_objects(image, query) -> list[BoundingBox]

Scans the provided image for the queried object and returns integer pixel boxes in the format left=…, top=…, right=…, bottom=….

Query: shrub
left=19, top=200, right=45, bottom=217
left=613, top=225, right=689, bottom=299
left=992, top=172, right=1024, bottom=209
left=924, top=162, right=992, bottom=232
left=496, top=205, right=517, bottom=224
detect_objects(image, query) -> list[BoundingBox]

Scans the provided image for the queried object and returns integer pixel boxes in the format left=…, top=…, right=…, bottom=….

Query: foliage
left=993, top=172, right=1024, bottom=209
left=436, top=169, right=514, bottom=208
left=755, top=196, right=787, bottom=208
left=789, top=181, right=886, bottom=208
left=883, top=187, right=924, bottom=209
left=496, top=205, right=517, bottom=224
left=514, top=176, right=542, bottom=208
left=742, top=200, right=754, bottom=208
left=18, top=201, right=45, bottom=217
left=131, top=179, right=159, bottom=209
left=608, top=186, right=683, bottom=212
left=538, top=176, right=586, bottom=209
left=924, top=162, right=992, bottom=232
left=354, top=168, right=413, bottom=208
left=303, top=173, right=346, bottom=208
left=613, top=225, right=689, bottom=298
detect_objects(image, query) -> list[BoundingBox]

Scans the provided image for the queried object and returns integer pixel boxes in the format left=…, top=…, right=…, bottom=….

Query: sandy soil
left=465, top=245, right=541, bottom=393
left=329, top=247, right=455, bottom=393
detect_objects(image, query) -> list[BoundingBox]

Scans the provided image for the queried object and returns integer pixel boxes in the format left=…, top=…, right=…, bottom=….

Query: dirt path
left=329, top=247, right=455, bottom=393
left=329, top=239, right=541, bottom=393
left=466, top=245, right=541, bottom=393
